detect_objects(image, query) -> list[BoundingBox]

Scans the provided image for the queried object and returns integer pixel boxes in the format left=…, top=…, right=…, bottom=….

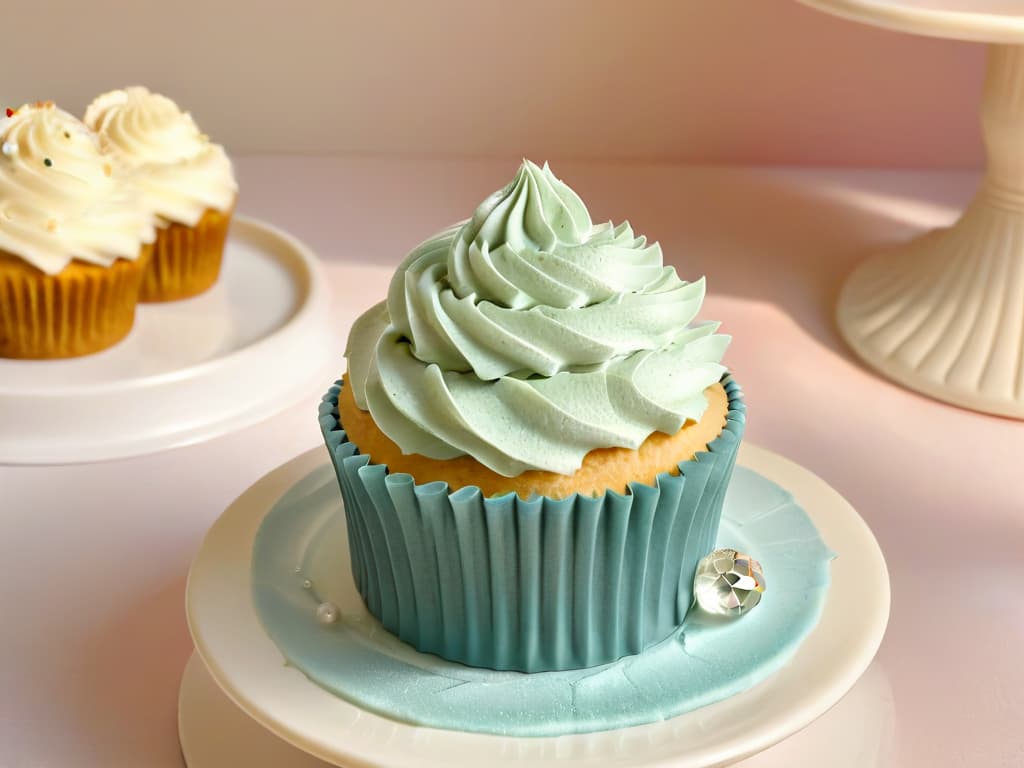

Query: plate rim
left=0, top=215, right=334, bottom=465
left=0, top=215, right=324, bottom=397
left=185, top=443, right=890, bottom=768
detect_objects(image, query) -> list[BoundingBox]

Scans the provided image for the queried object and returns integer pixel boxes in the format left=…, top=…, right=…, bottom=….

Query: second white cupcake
left=85, top=86, right=237, bottom=302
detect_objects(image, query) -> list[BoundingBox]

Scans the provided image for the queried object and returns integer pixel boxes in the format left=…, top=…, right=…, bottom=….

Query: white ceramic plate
left=183, top=444, right=890, bottom=768
left=0, top=216, right=332, bottom=465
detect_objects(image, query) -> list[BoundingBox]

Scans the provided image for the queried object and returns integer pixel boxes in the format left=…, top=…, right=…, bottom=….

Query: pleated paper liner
left=318, top=375, right=746, bottom=673
left=0, top=246, right=151, bottom=360
left=140, top=206, right=233, bottom=303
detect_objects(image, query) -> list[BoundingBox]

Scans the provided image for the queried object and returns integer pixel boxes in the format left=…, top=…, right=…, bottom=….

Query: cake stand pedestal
left=799, top=0, right=1024, bottom=417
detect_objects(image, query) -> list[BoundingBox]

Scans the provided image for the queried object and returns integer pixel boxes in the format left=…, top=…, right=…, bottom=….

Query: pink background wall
left=3, top=0, right=986, bottom=167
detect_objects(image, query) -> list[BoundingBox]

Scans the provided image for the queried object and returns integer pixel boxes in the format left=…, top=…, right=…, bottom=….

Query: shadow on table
left=68, top=575, right=191, bottom=766
left=630, top=168, right=961, bottom=362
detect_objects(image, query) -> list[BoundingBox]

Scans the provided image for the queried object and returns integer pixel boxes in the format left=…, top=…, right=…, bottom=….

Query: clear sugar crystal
left=694, top=548, right=766, bottom=616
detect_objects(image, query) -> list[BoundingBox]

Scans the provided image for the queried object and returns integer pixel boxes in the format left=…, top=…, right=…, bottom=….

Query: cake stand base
left=838, top=196, right=1024, bottom=416
left=836, top=43, right=1024, bottom=418
left=178, top=653, right=333, bottom=768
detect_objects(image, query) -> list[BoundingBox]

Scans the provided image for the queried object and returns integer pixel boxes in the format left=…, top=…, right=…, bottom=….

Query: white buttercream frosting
left=85, top=87, right=237, bottom=227
left=0, top=102, right=156, bottom=275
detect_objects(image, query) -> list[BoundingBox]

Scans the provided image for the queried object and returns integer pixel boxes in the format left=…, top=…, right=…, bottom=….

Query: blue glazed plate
left=252, top=464, right=831, bottom=737
left=186, top=445, right=889, bottom=767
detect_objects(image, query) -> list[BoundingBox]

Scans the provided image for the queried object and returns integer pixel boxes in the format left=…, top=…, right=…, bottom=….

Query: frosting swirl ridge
left=347, top=161, right=730, bottom=477
left=85, top=87, right=237, bottom=227
left=0, top=102, right=156, bottom=274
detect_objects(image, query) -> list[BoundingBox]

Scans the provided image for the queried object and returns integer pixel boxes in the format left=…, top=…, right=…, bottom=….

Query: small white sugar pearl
left=316, top=602, right=339, bottom=625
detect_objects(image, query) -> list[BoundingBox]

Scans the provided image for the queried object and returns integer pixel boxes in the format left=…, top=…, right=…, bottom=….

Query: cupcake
left=84, top=87, right=237, bottom=302
left=319, top=160, right=745, bottom=672
left=0, top=102, right=155, bottom=359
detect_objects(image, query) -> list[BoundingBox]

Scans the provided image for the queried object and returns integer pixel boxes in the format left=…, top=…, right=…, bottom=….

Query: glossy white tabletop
left=2, top=156, right=1022, bottom=768
left=798, top=0, right=1024, bottom=43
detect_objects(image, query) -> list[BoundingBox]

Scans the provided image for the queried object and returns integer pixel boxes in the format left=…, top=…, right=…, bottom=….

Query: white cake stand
left=0, top=217, right=333, bottom=464
left=799, top=0, right=1024, bottom=417
left=179, top=444, right=890, bottom=768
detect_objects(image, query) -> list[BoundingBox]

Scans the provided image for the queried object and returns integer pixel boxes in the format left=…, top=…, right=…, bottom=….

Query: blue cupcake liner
left=318, top=375, right=746, bottom=673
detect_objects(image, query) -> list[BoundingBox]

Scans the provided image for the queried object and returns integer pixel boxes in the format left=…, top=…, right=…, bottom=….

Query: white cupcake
left=86, top=87, right=237, bottom=302
left=0, top=101, right=155, bottom=358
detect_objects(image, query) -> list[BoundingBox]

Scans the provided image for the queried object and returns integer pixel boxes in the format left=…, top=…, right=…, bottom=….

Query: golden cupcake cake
left=320, top=160, right=746, bottom=672
left=0, top=102, right=156, bottom=359
left=85, top=87, right=237, bottom=302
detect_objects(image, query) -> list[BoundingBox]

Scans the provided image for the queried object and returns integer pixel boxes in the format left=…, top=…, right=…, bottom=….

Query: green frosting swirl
left=346, top=161, right=729, bottom=477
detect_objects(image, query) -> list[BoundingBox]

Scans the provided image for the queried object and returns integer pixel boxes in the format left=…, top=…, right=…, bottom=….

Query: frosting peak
left=0, top=102, right=156, bottom=274
left=347, top=161, right=730, bottom=477
left=450, top=161, right=591, bottom=290
left=85, top=87, right=237, bottom=227
left=448, top=160, right=672, bottom=314
left=86, top=88, right=207, bottom=165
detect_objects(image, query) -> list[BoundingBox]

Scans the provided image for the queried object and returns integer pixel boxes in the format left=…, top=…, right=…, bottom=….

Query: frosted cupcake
left=0, top=102, right=155, bottom=359
left=85, top=87, right=237, bottom=302
left=320, top=161, right=745, bottom=672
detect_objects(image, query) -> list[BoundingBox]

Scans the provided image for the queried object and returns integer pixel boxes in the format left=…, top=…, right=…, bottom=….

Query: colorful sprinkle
left=43, top=158, right=52, bottom=167
left=1, top=142, right=15, bottom=157
left=5, top=108, right=13, bottom=118
left=63, top=131, right=70, bottom=139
